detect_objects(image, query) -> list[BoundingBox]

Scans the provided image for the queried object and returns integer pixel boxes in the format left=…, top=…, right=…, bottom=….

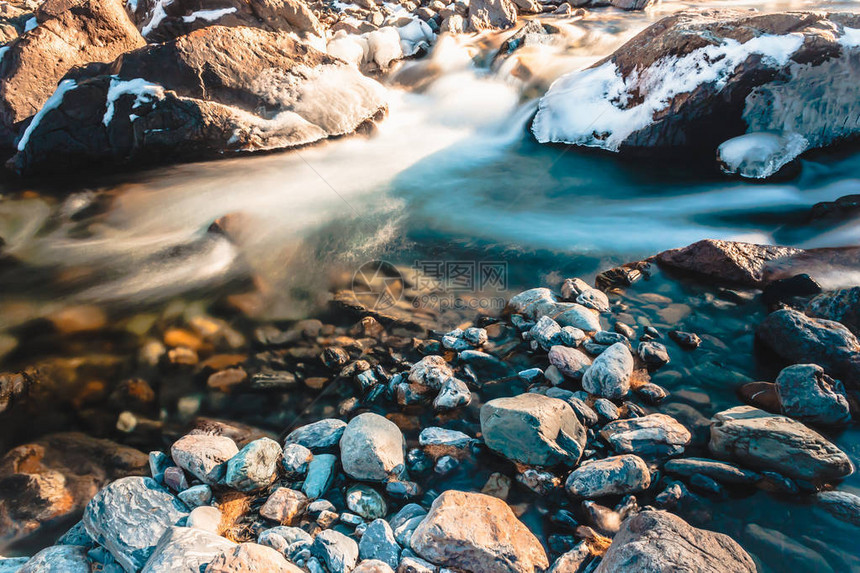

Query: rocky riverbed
left=1, top=0, right=859, bottom=571
left=0, top=238, right=858, bottom=572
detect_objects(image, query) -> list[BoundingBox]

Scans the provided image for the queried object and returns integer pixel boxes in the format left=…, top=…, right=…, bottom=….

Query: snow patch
left=17, top=79, right=77, bottom=151
left=23, top=16, right=37, bottom=32
left=182, top=7, right=237, bottom=23
left=717, top=132, right=808, bottom=179
left=142, top=0, right=174, bottom=37
left=0, top=46, right=9, bottom=67
left=103, top=77, right=165, bottom=126
left=532, top=33, right=805, bottom=150
left=840, top=27, right=860, bottom=48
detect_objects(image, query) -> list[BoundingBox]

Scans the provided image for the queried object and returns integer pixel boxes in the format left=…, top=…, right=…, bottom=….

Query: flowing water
left=1, top=0, right=859, bottom=568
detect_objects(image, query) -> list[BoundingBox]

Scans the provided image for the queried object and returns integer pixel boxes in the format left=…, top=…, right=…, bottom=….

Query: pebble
left=577, top=288, right=610, bottom=312
left=638, top=341, right=670, bottom=368
left=346, top=484, right=387, bottom=520
left=635, top=383, right=668, bottom=404
left=170, top=434, right=239, bottom=486
left=177, top=485, right=212, bottom=509
left=340, top=413, right=406, bottom=482
left=613, top=322, right=635, bottom=339
left=565, top=454, right=651, bottom=498
left=358, top=519, right=400, bottom=569
left=284, top=419, right=347, bottom=452
left=481, top=393, right=587, bottom=466
left=548, top=345, right=592, bottom=380
left=593, top=398, right=620, bottom=422
left=164, top=466, right=189, bottom=492
left=582, top=342, right=633, bottom=399
left=311, top=529, right=359, bottom=573
left=601, top=413, right=691, bottom=457
left=433, top=377, right=471, bottom=410
left=205, top=543, right=303, bottom=572
left=529, top=316, right=563, bottom=350
left=188, top=506, right=221, bottom=532
left=775, top=363, right=850, bottom=425
left=408, top=355, right=453, bottom=389
left=18, top=546, right=90, bottom=573
left=560, top=326, right=586, bottom=347
left=225, top=437, right=282, bottom=492
left=353, top=560, right=394, bottom=573
left=669, top=330, right=702, bottom=349
left=141, top=526, right=234, bottom=572
left=282, top=443, right=313, bottom=477
left=418, top=427, right=472, bottom=449
left=260, top=488, right=308, bottom=525
left=303, top=454, right=337, bottom=499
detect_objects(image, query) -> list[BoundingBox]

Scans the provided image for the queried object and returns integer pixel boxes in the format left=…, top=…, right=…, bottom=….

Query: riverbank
left=1, top=238, right=858, bottom=572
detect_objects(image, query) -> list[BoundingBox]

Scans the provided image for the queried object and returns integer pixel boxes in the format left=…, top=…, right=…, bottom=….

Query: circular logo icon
left=352, top=260, right=404, bottom=311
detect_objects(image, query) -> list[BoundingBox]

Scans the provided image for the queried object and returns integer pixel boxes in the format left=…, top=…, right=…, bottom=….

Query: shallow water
left=1, top=0, right=859, bottom=568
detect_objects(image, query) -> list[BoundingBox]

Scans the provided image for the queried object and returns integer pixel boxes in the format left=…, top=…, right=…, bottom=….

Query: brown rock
left=467, top=0, right=516, bottom=31
left=0, top=432, right=147, bottom=546
left=0, top=0, right=145, bottom=146
left=596, top=510, right=755, bottom=572
left=655, top=240, right=802, bottom=287
left=260, top=487, right=308, bottom=525
left=738, top=381, right=781, bottom=413
left=205, top=542, right=303, bottom=573
left=207, top=368, right=248, bottom=391
left=411, top=490, right=549, bottom=573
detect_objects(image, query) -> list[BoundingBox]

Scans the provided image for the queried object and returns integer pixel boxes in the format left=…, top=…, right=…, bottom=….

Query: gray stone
left=529, top=316, right=563, bottom=350
left=408, top=355, right=453, bottom=390
left=142, top=526, right=234, bottom=572
left=281, top=443, right=313, bottom=477
left=340, top=413, right=405, bottom=482
left=346, top=485, right=387, bottom=520
left=548, top=346, right=592, bottom=380
left=548, top=542, right=591, bottom=573
left=552, top=303, right=601, bottom=332
left=582, top=343, right=633, bottom=399
left=577, top=289, right=610, bottom=312
left=177, top=485, right=213, bottom=509
left=593, top=398, right=619, bottom=422
left=816, top=490, right=860, bottom=526
left=433, top=377, right=471, bottom=411
left=57, top=520, right=95, bottom=547
left=149, top=451, right=173, bottom=483
left=171, top=434, right=239, bottom=486
left=19, top=545, right=90, bottom=573
left=601, top=414, right=691, bottom=457
left=463, top=327, right=488, bottom=346
left=806, top=287, right=860, bottom=336
left=225, top=437, right=282, bottom=491
left=418, top=427, right=472, bottom=449
left=744, top=524, right=832, bottom=573
left=663, top=458, right=762, bottom=484
left=709, top=406, right=854, bottom=482
left=481, top=393, right=586, bottom=466
left=596, top=510, right=755, bottom=572
left=565, top=455, right=651, bottom=498
left=260, top=488, right=308, bottom=525
left=397, top=556, right=435, bottom=573
left=757, top=309, right=860, bottom=385
left=0, top=557, right=29, bottom=573
left=560, top=326, right=586, bottom=347
left=638, top=341, right=670, bottom=368
left=311, top=529, right=358, bottom=573
left=284, top=419, right=347, bottom=452
left=303, top=454, right=337, bottom=499
left=358, top=519, right=399, bottom=569
left=83, top=476, right=188, bottom=572
left=508, top=288, right=557, bottom=320
left=775, top=364, right=850, bottom=425
left=594, top=331, right=629, bottom=346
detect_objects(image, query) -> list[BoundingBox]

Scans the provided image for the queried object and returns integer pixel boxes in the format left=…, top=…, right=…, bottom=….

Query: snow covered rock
left=0, top=0, right=145, bottom=147
left=10, top=26, right=387, bottom=175
left=128, top=0, right=325, bottom=41
left=717, top=132, right=808, bottom=179
left=532, top=11, right=860, bottom=159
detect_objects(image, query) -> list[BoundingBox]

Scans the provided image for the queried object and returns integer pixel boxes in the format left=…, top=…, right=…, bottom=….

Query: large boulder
left=10, top=26, right=387, bottom=174
left=595, top=510, right=756, bottom=572
left=532, top=11, right=860, bottom=161
left=83, top=476, right=189, bottom=571
left=655, top=240, right=802, bottom=287
left=0, top=432, right=148, bottom=547
left=480, top=393, right=587, bottom=467
left=757, top=308, right=860, bottom=386
left=411, top=490, right=549, bottom=573
left=775, top=363, right=850, bottom=425
left=709, top=405, right=854, bottom=482
left=0, top=0, right=145, bottom=146
left=129, top=0, right=324, bottom=42
left=340, top=412, right=405, bottom=482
